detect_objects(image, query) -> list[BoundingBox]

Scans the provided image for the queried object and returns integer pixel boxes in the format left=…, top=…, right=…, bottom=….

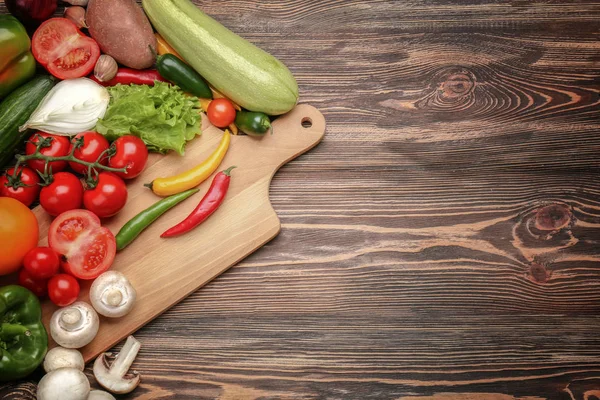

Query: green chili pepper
left=0, top=285, right=48, bottom=382
left=156, top=54, right=213, bottom=99
left=235, top=111, right=271, bottom=137
left=116, top=188, right=199, bottom=251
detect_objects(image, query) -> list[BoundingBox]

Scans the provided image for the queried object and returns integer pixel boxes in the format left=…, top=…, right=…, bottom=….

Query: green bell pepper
left=0, top=285, right=48, bottom=382
left=0, top=15, right=36, bottom=100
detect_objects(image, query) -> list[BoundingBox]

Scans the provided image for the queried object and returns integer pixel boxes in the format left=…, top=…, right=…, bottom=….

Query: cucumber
left=142, top=0, right=298, bottom=115
left=0, top=75, right=55, bottom=168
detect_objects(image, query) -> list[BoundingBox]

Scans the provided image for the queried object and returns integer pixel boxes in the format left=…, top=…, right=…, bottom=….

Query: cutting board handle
left=260, top=104, right=326, bottom=170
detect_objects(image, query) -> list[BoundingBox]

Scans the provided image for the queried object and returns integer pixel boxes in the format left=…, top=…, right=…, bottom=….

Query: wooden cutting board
left=30, top=104, right=325, bottom=362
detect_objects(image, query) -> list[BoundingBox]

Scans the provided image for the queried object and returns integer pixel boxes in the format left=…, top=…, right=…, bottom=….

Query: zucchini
left=142, top=0, right=298, bottom=115
left=0, top=75, right=55, bottom=168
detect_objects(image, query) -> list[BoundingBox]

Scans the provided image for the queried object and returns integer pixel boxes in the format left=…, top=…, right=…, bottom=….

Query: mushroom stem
left=112, top=336, right=141, bottom=377
left=61, top=308, right=83, bottom=328
left=105, top=289, right=123, bottom=307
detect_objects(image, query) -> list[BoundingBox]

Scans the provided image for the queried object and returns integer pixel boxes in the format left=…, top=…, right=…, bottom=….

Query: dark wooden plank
left=2, top=0, right=600, bottom=398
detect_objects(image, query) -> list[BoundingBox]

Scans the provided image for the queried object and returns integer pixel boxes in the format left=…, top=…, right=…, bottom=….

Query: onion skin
left=6, top=0, right=58, bottom=28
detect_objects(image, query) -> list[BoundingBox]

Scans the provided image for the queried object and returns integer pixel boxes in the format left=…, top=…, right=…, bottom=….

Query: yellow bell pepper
left=210, top=86, right=242, bottom=111
left=155, top=33, right=184, bottom=61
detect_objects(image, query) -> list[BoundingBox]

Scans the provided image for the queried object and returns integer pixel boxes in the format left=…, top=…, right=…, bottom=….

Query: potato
left=87, top=0, right=157, bottom=69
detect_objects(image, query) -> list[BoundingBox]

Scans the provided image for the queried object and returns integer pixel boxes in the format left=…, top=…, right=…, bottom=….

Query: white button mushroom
left=50, top=301, right=99, bottom=349
left=90, top=271, right=137, bottom=318
left=87, top=390, right=116, bottom=400
left=37, top=368, right=90, bottom=400
left=93, top=336, right=141, bottom=394
left=43, top=347, right=85, bottom=373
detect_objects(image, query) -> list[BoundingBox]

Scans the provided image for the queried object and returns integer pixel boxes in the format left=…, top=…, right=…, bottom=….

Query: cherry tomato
left=39, top=172, right=83, bottom=216
left=0, top=197, right=39, bottom=276
left=48, top=209, right=116, bottom=280
left=19, top=268, right=48, bottom=297
left=48, top=274, right=80, bottom=306
left=23, top=247, right=60, bottom=280
left=25, top=132, right=71, bottom=173
left=207, top=98, right=237, bottom=128
left=69, top=132, right=110, bottom=175
left=108, top=136, right=149, bottom=179
left=0, top=166, right=41, bottom=207
left=83, top=172, right=128, bottom=218
left=32, top=18, right=100, bottom=79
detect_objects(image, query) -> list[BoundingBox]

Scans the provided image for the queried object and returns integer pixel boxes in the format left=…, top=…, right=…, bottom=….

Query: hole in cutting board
left=301, top=117, right=313, bottom=128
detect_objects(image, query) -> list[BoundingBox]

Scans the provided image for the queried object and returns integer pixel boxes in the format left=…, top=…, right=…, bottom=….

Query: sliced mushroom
left=87, top=390, right=116, bottom=400
left=37, top=368, right=90, bottom=400
left=90, top=271, right=137, bottom=318
left=43, top=347, right=85, bottom=373
left=93, top=336, right=141, bottom=394
left=50, top=301, right=99, bottom=349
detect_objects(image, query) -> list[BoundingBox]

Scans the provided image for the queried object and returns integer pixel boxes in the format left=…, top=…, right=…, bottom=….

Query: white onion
left=19, top=78, right=110, bottom=135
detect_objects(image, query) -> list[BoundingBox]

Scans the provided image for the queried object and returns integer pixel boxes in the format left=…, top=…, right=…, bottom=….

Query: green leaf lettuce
left=95, top=82, right=201, bottom=154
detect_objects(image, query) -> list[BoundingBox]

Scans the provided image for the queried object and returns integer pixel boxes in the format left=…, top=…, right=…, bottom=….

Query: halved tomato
left=48, top=209, right=116, bottom=280
left=32, top=18, right=100, bottom=80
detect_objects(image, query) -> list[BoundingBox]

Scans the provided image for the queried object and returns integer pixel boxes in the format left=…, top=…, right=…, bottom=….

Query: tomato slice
left=48, top=209, right=116, bottom=280
left=32, top=18, right=100, bottom=80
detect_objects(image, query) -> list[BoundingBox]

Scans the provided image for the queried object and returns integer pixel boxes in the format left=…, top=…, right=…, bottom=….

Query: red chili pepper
left=89, top=68, right=168, bottom=87
left=161, top=166, right=236, bottom=238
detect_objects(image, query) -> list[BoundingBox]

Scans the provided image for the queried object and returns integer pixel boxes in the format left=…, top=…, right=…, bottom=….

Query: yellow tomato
left=0, top=197, right=39, bottom=275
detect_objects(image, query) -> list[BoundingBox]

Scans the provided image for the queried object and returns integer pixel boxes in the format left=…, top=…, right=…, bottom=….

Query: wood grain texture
left=2, top=0, right=600, bottom=398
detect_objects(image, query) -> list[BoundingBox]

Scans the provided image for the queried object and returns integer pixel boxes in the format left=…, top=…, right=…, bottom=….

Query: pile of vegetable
left=0, top=0, right=300, bottom=395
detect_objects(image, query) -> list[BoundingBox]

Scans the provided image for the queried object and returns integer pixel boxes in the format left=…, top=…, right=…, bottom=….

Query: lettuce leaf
left=95, top=82, right=201, bottom=154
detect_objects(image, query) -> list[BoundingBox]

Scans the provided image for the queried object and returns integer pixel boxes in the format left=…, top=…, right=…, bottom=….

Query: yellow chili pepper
left=155, top=33, right=184, bottom=61
left=148, top=130, right=231, bottom=196
left=228, top=123, right=239, bottom=135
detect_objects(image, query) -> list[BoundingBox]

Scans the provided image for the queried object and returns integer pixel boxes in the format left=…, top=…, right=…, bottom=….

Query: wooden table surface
left=2, top=1, right=600, bottom=399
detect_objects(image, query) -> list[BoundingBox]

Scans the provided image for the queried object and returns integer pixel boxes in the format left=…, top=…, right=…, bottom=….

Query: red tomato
left=83, top=172, right=128, bottom=218
left=207, top=98, right=236, bottom=128
left=69, top=132, right=110, bottom=175
left=0, top=166, right=41, bottom=207
left=23, top=247, right=60, bottom=280
left=39, top=172, right=83, bottom=216
left=48, top=274, right=80, bottom=306
left=19, top=268, right=48, bottom=297
left=108, top=136, right=149, bottom=179
left=48, top=209, right=116, bottom=280
left=26, top=132, right=71, bottom=173
left=32, top=18, right=100, bottom=79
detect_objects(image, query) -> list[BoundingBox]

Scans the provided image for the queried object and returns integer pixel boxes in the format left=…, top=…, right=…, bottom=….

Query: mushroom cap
left=43, top=347, right=85, bottom=373
left=93, top=336, right=141, bottom=394
left=90, top=271, right=137, bottom=318
left=37, top=368, right=90, bottom=400
left=87, top=390, right=116, bottom=400
left=50, top=301, right=100, bottom=349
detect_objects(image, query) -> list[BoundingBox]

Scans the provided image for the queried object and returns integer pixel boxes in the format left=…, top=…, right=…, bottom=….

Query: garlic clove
left=94, top=55, right=118, bottom=83
left=64, top=6, right=88, bottom=29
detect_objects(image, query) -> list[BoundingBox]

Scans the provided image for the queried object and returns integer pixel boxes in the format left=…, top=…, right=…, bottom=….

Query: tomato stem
left=16, top=154, right=126, bottom=174
left=13, top=135, right=127, bottom=187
